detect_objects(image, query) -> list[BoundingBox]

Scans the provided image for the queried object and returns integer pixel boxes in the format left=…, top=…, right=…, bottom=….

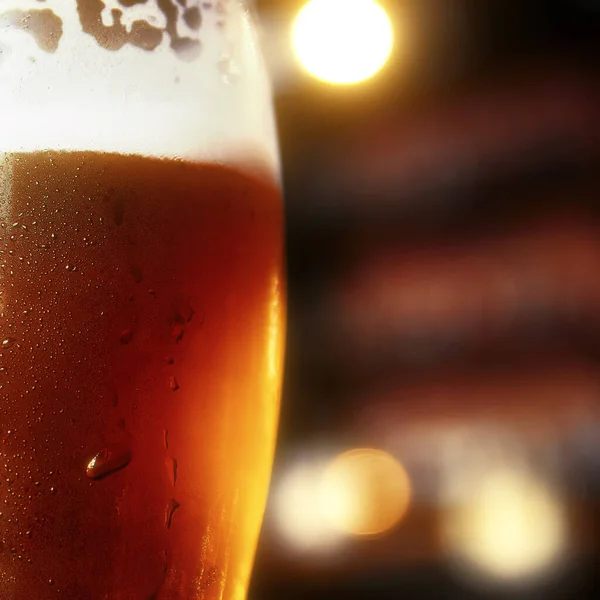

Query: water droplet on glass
left=163, top=429, right=169, bottom=450
left=86, top=444, right=132, bottom=480
left=111, top=392, right=119, bottom=408
left=120, top=329, right=134, bottom=345
left=164, top=356, right=174, bottom=365
left=183, top=306, right=195, bottom=323
left=130, top=266, right=143, bottom=284
left=169, top=376, right=180, bottom=392
left=165, top=499, right=180, bottom=529
left=170, top=314, right=185, bottom=343
left=1, top=337, right=16, bottom=349
left=165, top=456, right=178, bottom=487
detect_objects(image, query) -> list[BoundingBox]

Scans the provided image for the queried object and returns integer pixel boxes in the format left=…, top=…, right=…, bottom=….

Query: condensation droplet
left=163, top=429, right=169, bottom=450
left=130, top=266, right=143, bottom=283
left=169, top=376, right=180, bottom=392
left=1, top=337, right=16, bottom=349
left=86, top=444, right=132, bottom=480
left=120, top=329, right=134, bottom=344
left=165, top=456, right=178, bottom=487
left=164, top=356, right=174, bottom=365
left=183, top=306, right=195, bottom=323
left=170, top=313, right=185, bottom=343
left=165, top=499, right=180, bottom=530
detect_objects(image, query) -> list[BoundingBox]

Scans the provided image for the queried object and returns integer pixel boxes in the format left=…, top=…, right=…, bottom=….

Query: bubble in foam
left=0, top=42, right=10, bottom=66
left=171, top=37, right=201, bottom=62
left=183, top=7, right=202, bottom=31
left=76, top=0, right=165, bottom=52
left=3, top=9, right=64, bottom=53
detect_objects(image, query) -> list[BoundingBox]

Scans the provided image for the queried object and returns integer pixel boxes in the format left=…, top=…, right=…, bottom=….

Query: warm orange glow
left=267, top=275, right=285, bottom=382
left=321, top=448, right=411, bottom=536
left=274, top=448, right=410, bottom=550
left=234, top=271, right=286, bottom=587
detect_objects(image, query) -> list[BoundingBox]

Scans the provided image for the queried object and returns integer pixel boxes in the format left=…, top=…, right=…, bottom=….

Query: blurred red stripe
left=328, top=64, right=599, bottom=197
left=329, top=210, right=600, bottom=350
left=359, top=362, right=600, bottom=436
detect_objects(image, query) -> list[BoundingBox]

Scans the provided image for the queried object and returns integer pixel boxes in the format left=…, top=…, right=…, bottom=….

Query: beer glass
left=0, top=1, right=285, bottom=598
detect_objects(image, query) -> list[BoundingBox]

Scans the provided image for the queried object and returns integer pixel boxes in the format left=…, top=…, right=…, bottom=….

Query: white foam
left=0, top=0, right=279, bottom=173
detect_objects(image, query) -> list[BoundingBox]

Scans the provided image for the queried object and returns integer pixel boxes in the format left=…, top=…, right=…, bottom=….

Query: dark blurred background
left=248, top=1, right=600, bottom=599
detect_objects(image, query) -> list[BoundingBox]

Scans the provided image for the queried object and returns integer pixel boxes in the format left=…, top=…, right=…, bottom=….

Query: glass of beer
left=0, top=2, right=285, bottom=598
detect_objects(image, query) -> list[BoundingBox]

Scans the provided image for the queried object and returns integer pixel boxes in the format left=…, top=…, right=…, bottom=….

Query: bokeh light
left=273, top=461, right=343, bottom=551
left=292, top=0, right=394, bottom=85
left=273, top=448, right=411, bottom=550
left=442, top=466, right=568, bottom=585
left=321, top=448, right=411, bottom=536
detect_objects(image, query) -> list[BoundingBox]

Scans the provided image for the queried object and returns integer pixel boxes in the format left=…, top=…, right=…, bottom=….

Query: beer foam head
left=0, top=0, right=278, bottom=171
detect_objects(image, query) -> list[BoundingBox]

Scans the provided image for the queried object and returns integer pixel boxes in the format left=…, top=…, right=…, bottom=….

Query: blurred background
left=247, top=1, right=600, bottom=599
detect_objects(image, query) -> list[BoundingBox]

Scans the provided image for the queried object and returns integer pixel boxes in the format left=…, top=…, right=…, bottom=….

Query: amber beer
left=0, top=151, right=284, bottom=598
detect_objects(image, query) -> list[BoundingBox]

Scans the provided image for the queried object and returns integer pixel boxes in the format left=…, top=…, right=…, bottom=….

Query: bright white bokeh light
left=273, top=462, right=343, bottom=551
left=273, top=448, right=411, bottom=550
left=443, top=466, right=567, bottom=584
left=292, top=0, right=394, bottom=85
